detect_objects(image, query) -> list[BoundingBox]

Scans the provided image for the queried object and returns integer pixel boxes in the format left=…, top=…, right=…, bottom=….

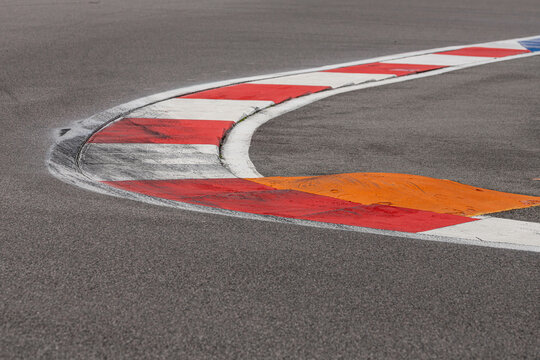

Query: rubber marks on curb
left=71, top=36, right=540, bottom=249
left=104, top=178, right=475, bottom=233
left=89, top=118, right=234, bottom=145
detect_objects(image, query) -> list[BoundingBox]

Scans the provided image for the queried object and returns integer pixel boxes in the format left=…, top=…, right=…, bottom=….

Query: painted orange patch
left=249, top=173, right=540, bottom=217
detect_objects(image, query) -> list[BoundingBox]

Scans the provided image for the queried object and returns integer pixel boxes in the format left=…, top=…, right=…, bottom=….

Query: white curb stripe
left=80, top=143, right=230, bottom=181
left=383, top=54, right=491, bottom=66
left=422, top=217, right=540, bottom=247
left=250, top=72, right=394, bottom=88
left=128, top=98, right=274, bottom=121
left=479, top=41, right=529, bottom=50
left=81, top=164, right=234, bottom=182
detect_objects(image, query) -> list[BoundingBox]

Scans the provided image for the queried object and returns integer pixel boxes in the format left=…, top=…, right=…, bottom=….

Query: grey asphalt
left=1, top=0, right=539, bottom=358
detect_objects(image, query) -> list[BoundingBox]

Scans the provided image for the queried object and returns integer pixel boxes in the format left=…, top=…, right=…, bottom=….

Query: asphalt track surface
left=1, top=0, right=539, bottom=358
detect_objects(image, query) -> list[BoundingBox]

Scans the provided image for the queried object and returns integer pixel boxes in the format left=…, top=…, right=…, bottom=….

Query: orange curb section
left=248, top=173, right=540, bottom=217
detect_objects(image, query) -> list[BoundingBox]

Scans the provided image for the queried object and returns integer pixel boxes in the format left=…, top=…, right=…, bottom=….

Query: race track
left=1, top=0, right=539, bottom=358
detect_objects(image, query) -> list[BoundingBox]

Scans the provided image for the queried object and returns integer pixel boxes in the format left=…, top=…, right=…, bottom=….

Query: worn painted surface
left=89, top=118, right=234, bottom=145
left=80, top=143, right=230, bottom=181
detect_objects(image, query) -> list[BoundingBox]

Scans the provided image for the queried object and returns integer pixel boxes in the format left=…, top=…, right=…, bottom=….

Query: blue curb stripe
left=519, top=37, right=540, bottom=52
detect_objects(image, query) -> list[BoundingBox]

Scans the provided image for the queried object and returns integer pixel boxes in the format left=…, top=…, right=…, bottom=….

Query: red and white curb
left=48, top=36, right=540, bottom=252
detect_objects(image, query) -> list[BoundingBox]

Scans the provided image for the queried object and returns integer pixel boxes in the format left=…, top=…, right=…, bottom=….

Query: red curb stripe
left=104, top=179, right=475, bottom=233
left=324, top=62, right=446, bottom=76
left=179, top=83, right=330, bottom=104
left=301, top=205, right=477, bottom=233
left=436, top=46, right=530, bottom=57
left=184, top=190, right=360, bottom=217
left=88, top=118, right=235, bottom=145
left=104, top=178, right=276, bottom=198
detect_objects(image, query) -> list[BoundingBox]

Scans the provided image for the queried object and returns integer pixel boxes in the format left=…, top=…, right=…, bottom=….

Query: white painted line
left=480, top=40, right=529, bottom=50
left=383, top=54, right=490, bottom=66
left=128, top=98, right=274, bottom=121
left=250, top=72, right=394, bottom=88
left=422, top=217, right=540, bottom=247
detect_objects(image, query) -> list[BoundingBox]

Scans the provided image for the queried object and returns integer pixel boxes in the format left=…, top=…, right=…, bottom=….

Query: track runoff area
left=49, top=36, right=540, bottom=252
